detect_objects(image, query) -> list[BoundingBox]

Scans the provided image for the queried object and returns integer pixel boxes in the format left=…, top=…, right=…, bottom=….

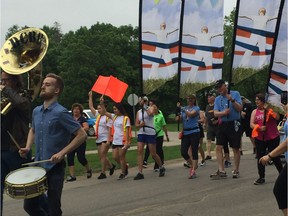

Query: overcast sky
left=1, top=0, right=236, bottom=46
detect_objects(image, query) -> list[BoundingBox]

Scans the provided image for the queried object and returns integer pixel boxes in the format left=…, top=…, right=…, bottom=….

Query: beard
left=39, top=90, right=54, bottom=100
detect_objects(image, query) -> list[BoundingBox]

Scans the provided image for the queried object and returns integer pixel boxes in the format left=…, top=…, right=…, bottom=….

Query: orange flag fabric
left=92, top=75, right=128, bottom=103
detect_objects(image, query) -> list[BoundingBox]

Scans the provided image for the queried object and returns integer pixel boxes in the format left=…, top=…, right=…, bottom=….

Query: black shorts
left=96, top=141, right=108, bottom=146
left=207, top=125, right=218, bottom=141
left=216, top=120, right=242, bottom=149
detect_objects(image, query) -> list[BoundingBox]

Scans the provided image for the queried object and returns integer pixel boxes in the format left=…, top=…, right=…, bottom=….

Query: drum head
left=6, top=167, right=46, bottom=184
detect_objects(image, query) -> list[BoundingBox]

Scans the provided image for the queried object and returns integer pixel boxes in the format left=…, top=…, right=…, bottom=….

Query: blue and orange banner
left=231, top=0, right=283, bottom=84
left=179, top=0, right=224, bottom=97
left=140, top=0, right=182, bottom=94
left=267, top=0, right=287, bottom=109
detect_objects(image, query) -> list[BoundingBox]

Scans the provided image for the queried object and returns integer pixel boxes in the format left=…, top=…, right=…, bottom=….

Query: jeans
left=1, top=150, right=31, bottom=216
left=24, top=162, right=65, bottom=216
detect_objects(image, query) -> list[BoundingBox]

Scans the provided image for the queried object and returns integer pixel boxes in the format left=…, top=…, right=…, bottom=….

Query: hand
left=50, top=152, right=64, bottom=163
left=88, top=91, right=92, bottom=97
left=224, top=108, right=230, bottom=116
left=122, top=144, right=130, bottom=150
left=166, top=136, right=170, bottom=142
left=260, top=126, right=266, bottom=132
left=19, top=147, right=30, bottom=158
left=259, top=155, right=270, bottom=166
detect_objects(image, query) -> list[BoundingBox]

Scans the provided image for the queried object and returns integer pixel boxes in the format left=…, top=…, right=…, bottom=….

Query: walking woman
left=88, top=92, right=115, bottom=179
left=66, top=103, right=92, bottom=181
left=134, top=96, right=165, bottom=180
left=100, top=97, right=131, bottom=180
left=176, top=94, right=200, bottom=179
left=250, top=93, right=283, bottom=185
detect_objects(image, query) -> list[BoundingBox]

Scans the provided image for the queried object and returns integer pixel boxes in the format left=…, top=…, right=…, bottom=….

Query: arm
left=211, top=33, right=223, bottom=39
left=239, top=16, right=253, bottom=21
left=227, top=94, right=243, bottom=112
left=50, top=127, right=87, bottom=163
left=99, top=97, right=112, bottom=119
left=183, top=33, right=197, bottom=39
left=250, top=109, right=257, bottom=129
left=167, top=28, right=179, bottom=36
left=135, top=111, right=145, bottom=129
left=19, top=128, right=35, bottom=158
left=142, top=31, right=156, bottom=35
left=88, top=91, right=97, bottom=116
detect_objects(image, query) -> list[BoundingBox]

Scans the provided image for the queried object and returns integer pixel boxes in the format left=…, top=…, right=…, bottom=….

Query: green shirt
left=154, top=111, right=166, bottom=137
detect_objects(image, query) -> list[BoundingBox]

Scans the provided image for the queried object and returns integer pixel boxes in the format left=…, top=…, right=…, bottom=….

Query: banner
left=179, top=0, right=224, bottom=98
left=231, top=0, right=283, bottom=84
left=91, top=75, right=128, bottom=103
left=140, top=0, right=182, bottom=94
left=267, top=0, right=287, bottom=109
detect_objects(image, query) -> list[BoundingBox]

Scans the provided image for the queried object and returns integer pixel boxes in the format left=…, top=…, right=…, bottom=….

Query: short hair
left=45, top=73, right=64, bottom=95
left=71, top=103, right=84, bottom=114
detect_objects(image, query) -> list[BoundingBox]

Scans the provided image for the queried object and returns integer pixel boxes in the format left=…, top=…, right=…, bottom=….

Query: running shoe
left=117, top=173, right=127, bottom=180
left=183, top=161, right=191, bottom=168
left=143, top=161, right=148, bottom=168
left=200, top=160, right=206, bottom=166
left=205, top=155, right=212, bottom=160
left=125, top=163, right=129, bottom=176
left=232, top=170, right=240, bottom=179
left=97, top=172, right=107, bottom=179
left=254, top=178, right=265, bottom=185
left=210, top=170, right=227, bottom=180
left=109, top=164, right=116, bottom=176
left=87, top=169, right=92, bottom=179
left=224, top=160, right=232, bottom=168
left=188, top=169, right=197, bottom=179
left=134, top=172, right=144, bottom=180
left=67, top=176, right=76, bottom=182
left=159, top=167, right=166, bottom=177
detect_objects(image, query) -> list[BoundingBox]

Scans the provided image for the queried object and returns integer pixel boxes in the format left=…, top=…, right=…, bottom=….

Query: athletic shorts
left=112, top=144, right=124, bottom=149
left=216, top=120, right=242, bottom=149
left=96, top=141, right=108, bottom=146
left=207, top=125, right=218, bottom=141
left=137, top=134, right=156, bottom=144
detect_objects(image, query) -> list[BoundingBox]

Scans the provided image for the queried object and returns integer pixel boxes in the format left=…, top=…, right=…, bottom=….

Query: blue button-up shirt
left=32, top=102, right=81, bottom=170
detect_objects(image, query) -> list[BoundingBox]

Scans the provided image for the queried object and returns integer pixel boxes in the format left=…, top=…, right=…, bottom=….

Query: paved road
left=3, top=133, right=284, bottom=216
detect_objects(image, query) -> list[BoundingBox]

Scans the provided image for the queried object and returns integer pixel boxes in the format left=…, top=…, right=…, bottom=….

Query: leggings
left=255, top=136, right=283, bottom=178
left=273, top=163, right=287, bottom=210
left=67, top=142, right=88, bottom=166
left=181, top=132, right=200, bottom=160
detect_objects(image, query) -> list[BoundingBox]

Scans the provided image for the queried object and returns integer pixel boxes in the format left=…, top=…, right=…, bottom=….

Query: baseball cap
left=208, top=91, right=216, bottom=97
left=214, top=79, right=226, bottom=89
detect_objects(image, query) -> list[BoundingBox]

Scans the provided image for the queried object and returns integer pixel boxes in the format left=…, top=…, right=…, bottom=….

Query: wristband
left=268, top=153, right=273, bottom=159
left=231, top=99, right=235, bottom=103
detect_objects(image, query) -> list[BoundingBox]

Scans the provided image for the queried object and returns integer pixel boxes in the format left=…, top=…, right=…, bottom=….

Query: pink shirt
left=253, top=108, right=279, bottom=141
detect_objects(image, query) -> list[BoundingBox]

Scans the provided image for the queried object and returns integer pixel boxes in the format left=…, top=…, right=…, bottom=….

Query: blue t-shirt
left=181, top=105, right=200, bottom=135
left=32, top=102, right=81, bottom=170
left=214, top=90, right=242, bottom=122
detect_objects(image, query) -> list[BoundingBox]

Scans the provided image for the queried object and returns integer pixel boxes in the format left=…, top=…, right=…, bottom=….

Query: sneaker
left=97, top=172, right=107, bottom=179
left=109, top=164, right=116, bottom=176
left=254, top=178, right=265, bottom=185
left=159, top=167, right=166, bottom=177
left=67, top=176, right=76, bottom=182
left=232, top=170, right=240, bottom=179
left=117, top=173, right=127, bottom=180
left=224, top=160, right=232, bottom=168
left=210, top=170, right=227, bottom=180
left=134, top=172, right=144, bottom=180
left=205, top=155, right=212, bottom=160
left=200, top=160, right=206, bottom=166
left=87, top=169, right=92, bottom=179
left=125, top=163, right=129, bottom=176
left=183, top=161, right=191, bottom=168
left=188, top=169, right=197, bottom=179
left=154, top=168, right=159, bottom=172
left=143, top=161, right=148, bottom=168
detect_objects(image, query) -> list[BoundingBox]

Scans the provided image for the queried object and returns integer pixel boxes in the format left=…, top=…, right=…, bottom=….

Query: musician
left=20, top=73, right=87, bottom=216
left=0, top=70, right=32, bottom=215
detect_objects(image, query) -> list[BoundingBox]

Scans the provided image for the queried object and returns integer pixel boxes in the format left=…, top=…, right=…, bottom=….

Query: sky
left=1, top=0, right=236, bottom=46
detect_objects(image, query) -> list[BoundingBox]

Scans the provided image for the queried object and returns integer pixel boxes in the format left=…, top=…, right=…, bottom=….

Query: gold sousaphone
left=0, top=28, right=49, bottom=115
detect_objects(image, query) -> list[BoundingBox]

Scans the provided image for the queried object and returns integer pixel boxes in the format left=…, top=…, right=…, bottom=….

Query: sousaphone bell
left=0, top=27, right=49, bottom=115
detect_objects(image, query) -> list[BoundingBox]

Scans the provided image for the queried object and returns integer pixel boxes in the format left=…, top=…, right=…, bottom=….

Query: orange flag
left=91, top=75, right=128, bottom=103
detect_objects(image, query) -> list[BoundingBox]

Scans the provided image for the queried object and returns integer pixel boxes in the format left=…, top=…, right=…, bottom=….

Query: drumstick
left=22, top=159, right=51, bottom=166
left=7, top=130, right=21, bottom=150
